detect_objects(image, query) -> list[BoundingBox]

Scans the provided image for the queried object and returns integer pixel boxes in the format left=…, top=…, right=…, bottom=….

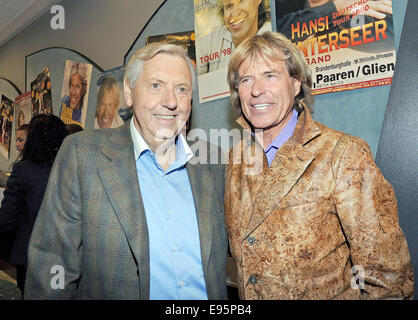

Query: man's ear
left=123, top=78, right=133, bottom=107
left=294, top=78, right=302, bottom=97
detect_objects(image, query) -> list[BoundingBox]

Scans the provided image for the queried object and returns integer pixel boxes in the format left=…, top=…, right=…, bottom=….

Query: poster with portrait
left=194, top=0, right=272, bottom=103
left=14, top=92, right=32, bottom=157
left=60, top=60, right=93, bottom=128
left=30, top=66, right=53, bottom=116
left=0, top=95, right=15, bottom=159
left=14, top=92, right=32, bottom=130
left=95, top=66, right=131, bottom=129
left=146, top=30, right=196, bottom=66
left=275, top=0, right=396, bottom=94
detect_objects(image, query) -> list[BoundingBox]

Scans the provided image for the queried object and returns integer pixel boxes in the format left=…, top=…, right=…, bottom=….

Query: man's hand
left=366, top=0, right=392, bottom=19
left=333, top=0, right=392, bottom=19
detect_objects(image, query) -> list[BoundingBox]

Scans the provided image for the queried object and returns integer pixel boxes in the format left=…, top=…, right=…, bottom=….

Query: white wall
left=0, top=0, right=164, bottom=91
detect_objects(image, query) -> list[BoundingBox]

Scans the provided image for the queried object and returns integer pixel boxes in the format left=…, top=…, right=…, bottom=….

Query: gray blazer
left=24, top=123, right=227, bottom=300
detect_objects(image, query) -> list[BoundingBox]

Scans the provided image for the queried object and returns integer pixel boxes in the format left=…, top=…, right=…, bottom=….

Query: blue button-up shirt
left=130, top=120, right=208, bottom=300
left=265, top=109, right=299, bottom=167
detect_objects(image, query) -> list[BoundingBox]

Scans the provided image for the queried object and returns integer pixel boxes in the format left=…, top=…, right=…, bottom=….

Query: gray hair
left=124, top=42, right=196, bottom=91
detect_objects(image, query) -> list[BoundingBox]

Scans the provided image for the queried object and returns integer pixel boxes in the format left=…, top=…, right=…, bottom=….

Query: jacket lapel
left=243, top=141, right=315, bottom=238
left=237, top=107, right=321, bottom=239
left=186, top=162, right=213, bottom=278
left=96, top=124, right=150, bottom=299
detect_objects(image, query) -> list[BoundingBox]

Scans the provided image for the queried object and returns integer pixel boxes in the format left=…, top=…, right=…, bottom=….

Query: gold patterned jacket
left=225, top=106, right=414, bottom=300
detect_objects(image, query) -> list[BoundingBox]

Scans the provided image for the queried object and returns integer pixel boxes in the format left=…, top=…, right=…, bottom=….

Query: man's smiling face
left=124, top=53, right=192, bottom=150
left=237, top=53, right=301, bottom=147
left=222, top=0, right=261, bottom=46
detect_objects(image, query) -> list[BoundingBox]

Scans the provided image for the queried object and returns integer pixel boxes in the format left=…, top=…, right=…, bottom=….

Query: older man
left=24, top=43, right=227, bottom=300
left=225, top=31, right=414, bottom=299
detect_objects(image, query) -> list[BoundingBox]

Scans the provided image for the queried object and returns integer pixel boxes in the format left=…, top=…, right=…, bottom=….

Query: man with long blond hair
left=225, top=31, right=413, bottom=299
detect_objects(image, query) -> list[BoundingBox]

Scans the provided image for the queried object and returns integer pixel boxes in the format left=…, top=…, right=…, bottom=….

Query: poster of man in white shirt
left=195, top=0, right=272, bottom=103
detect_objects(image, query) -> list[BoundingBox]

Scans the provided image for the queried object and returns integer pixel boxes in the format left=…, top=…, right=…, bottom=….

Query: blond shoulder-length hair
left=227, top=31, right=313, bottom=115
left=96, top=77, right=120, bottom=113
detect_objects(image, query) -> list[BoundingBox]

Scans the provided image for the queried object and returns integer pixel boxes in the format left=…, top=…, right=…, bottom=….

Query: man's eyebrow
left=176, top=82, right=191, bottom=87
left=238, top=69, right=280, bottom=79
left=238, top=74, right=250, bottom=81
left=149, top=77, right=190, bottom=88
left=238, top=71, right=252, bottom=79
left=149, top=77, right=165, bottom=84
left=262, top=69, right=280, bottom=75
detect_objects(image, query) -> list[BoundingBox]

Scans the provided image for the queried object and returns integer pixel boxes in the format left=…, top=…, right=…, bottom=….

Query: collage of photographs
left=0, top=0, right=416, bottom=309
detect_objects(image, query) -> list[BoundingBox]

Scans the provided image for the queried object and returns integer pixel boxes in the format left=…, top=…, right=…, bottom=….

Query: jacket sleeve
left=24, top=136, right=82, bottom=300
left=332, top=134, right=414, bottom=299
left=0, top=163, right=25, bottom=233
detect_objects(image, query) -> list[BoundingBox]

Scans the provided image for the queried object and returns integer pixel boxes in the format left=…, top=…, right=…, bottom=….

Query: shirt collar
left=223, top=27, right=233, bottom=42
left=130, top=117, right=193, bottom=163
left=265, top=109, right=299, bottom=153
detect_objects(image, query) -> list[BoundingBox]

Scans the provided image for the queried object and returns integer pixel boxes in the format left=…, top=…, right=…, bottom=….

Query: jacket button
left=249, top=275, right=258, bottom=284
left=247, top=236, right=255, bottom=245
